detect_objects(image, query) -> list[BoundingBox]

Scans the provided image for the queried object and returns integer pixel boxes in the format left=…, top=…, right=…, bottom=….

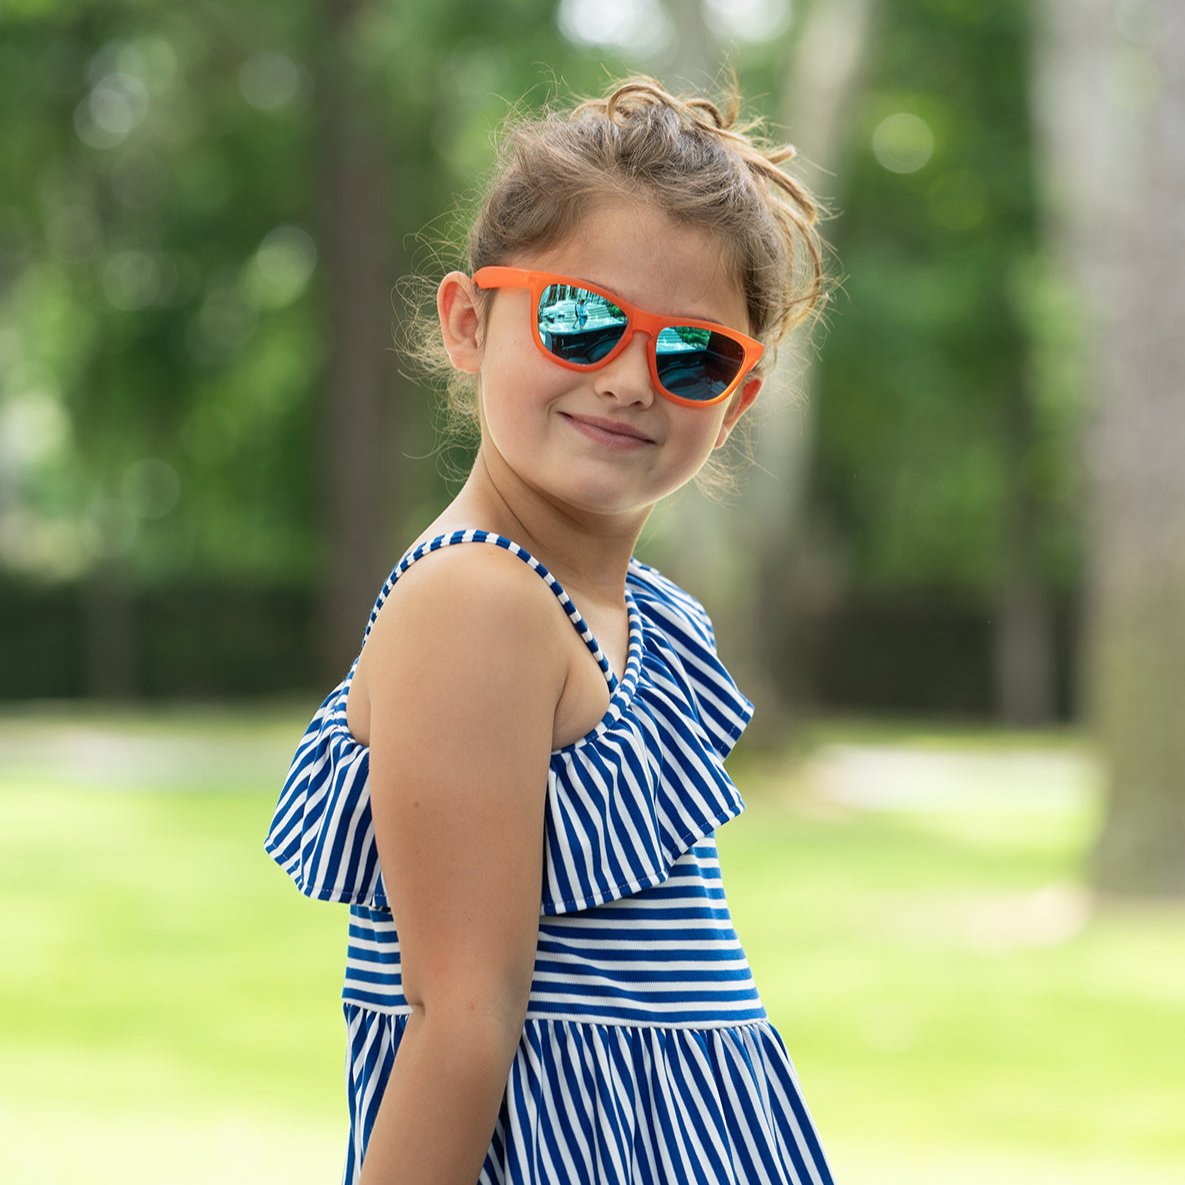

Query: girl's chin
left=529, top=472, right=656, bottom=520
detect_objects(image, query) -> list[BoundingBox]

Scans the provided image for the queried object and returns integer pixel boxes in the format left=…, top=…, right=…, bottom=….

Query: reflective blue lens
left=655, top=326, right=746, bottom=402
left=537, top=284, right=627, bottom=365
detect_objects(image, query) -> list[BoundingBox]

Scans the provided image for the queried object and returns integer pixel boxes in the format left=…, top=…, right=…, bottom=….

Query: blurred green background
left=2, top=0, right=1182, bottom=1182
left=0, top=0, right=1075, bottom=713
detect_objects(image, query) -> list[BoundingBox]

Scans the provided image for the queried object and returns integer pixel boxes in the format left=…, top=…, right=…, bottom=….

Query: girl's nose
left=591, top=330, right=656, bottom=408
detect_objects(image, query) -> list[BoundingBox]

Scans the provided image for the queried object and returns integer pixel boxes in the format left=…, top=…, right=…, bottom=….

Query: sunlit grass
left=723, top=745, right=1185, bottom=1185
left=2, top=707, right=1182, bottom=1184
left=0, top=706, right=346, bottom=1184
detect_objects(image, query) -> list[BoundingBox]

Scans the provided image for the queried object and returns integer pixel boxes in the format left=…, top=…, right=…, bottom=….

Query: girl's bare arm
left=354, top=549, right=565, bottom=1185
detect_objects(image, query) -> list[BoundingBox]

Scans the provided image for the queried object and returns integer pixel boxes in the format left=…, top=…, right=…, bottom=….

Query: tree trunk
left=1034, top=0, right=1185, bottom=895
left=750, top=0, right=880, bottom=731
left=315, top=0, right=395, bottom=681
left=86, top=555, right=136, bottom=699
left=663, top=0, right=719, bottom=90
left=995, top=369, right=1057, bottom=725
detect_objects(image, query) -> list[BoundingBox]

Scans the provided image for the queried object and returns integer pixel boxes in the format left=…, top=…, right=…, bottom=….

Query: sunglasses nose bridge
left=598, top=312, right=650, bottom=362
left=592, top=321, right=658, bottom=407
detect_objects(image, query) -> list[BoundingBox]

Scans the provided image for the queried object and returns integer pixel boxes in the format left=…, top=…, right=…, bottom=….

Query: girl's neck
left=434, top=450, right=648, bottom=604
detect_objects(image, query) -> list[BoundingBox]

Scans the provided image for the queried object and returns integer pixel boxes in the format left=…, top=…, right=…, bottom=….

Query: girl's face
left=444, top=198, right=762, bottom=523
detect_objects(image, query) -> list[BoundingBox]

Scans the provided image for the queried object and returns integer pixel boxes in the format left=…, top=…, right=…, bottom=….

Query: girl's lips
left=561, top=412, right=656, bottom=449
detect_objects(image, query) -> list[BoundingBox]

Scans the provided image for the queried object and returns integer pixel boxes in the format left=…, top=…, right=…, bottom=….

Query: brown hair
left=409, top=76, right=826, bottom=462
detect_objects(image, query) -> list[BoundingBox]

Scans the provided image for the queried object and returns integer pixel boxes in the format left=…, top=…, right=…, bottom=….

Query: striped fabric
left=265, top=530, right=833, bottom=1185
left=346, top=840, right=765, bottom=1026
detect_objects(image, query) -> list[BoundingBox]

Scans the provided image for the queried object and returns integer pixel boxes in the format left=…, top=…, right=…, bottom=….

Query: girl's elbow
left=411, top=982, right=531, bottom=1056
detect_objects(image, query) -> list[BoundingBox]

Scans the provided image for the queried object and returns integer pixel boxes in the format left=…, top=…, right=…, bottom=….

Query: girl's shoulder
left=352, top=532, right=575, bottom=732
left=378, top=529, right=560, bottom=614
left=365, top=538, right=567, bottom=657
left=363, top=528, right=578, bottom=649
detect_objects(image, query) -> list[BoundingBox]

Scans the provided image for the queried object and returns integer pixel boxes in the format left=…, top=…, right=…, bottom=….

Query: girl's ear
left=437, top=271, right=484, bottom=374
left=714, top=374, right=763, bottom=448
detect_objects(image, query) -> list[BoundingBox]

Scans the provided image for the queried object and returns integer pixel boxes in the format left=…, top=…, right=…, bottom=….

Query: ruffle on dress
left=263, top=531, right=754, bottom=916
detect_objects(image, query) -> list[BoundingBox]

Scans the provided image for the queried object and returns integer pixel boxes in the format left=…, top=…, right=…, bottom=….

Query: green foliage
left=1, top=2, right=324, bottom=583
left=0, top=0, right=633, bottom=592
left=814, top=0, right=1080, bottom=591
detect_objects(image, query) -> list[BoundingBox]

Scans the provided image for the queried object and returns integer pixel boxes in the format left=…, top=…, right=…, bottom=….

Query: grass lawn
left=1, top=704, right=1182, bottom=1184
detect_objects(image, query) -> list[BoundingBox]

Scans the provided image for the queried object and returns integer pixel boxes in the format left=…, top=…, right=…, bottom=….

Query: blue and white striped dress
left=265, top=530, right=834, bottom=1185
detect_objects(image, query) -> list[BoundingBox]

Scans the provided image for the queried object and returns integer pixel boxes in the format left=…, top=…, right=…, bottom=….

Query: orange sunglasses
left=473, top=266, right=764, bottom=408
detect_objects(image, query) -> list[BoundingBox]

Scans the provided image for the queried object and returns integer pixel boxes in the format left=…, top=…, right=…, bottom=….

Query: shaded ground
left=0, top=702, right=305, bottom=792
left=0, top=703, right=1096, bottom=804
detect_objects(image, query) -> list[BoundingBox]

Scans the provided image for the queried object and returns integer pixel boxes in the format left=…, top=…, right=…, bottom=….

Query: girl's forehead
left=514, top=198, right=748, bottom=327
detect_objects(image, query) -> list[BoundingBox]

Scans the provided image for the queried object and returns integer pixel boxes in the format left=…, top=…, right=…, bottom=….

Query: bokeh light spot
left=0, top=389, right=69, bottom=470
left=75, top=73, right=149, bottom=149
left=121, top=458, right=181, bottom=519
left=872, top=112, right=935, bottom=174
left=557, top=0, right=672, bottom=57
left=703, top=0, right=791, bottom=43
left=243, top=225, right=317, bottom=308
left=239, top=51, right=306, bottom=113
left=101, top=250, right=163, bottom=310
left=189, top=284, right=258, bottom=362
left=1115, top=0, right=1158, bottom=47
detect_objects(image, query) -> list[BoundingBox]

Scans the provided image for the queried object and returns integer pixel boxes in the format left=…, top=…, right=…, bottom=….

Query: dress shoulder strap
left=362, top=528, right=619, bottom=690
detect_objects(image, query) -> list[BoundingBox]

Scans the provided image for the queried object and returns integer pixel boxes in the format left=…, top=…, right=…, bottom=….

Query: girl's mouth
left=560, top=412, right=656, bottom=449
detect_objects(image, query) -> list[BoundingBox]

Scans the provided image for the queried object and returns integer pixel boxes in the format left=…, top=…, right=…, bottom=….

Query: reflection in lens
left=537, top=285, right=627, bottom=365
left=655, top=326, right=744, bottom=401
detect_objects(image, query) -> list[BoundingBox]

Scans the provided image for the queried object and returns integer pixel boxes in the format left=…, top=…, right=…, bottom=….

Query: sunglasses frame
left=472, top=266, right=764, bottom=408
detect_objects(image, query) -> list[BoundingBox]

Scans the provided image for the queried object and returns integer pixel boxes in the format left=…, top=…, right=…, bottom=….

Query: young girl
left=266, top=76, right=833, bottom=1185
